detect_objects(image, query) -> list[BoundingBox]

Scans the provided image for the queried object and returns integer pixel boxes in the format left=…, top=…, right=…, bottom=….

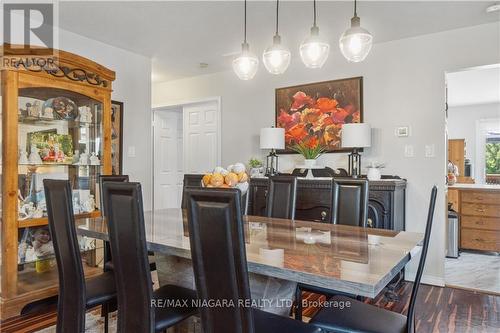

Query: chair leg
left=294, top=285, right=303, bottom=321
left=103, top=303, right=109, bottom=333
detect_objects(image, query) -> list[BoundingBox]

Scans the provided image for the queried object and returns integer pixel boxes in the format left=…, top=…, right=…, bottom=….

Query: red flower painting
left=275, top=77, right=363, bottom=152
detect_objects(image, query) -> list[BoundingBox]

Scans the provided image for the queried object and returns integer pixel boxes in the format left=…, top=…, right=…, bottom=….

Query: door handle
left=367, top=219, right=373, bottom=228
left=321, top=211, right=327, bottom=221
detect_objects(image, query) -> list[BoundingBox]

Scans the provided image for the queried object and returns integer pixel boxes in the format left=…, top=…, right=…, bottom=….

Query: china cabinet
left=1, top=46, right=115, bottom=318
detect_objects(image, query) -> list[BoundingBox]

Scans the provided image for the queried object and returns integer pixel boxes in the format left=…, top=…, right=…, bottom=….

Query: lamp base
left=348, top=148, right=362, bottom=178
left=265, top=150, right=279, bottom=177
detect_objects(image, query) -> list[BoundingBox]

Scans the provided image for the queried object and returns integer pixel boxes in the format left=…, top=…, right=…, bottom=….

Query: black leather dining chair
left=294, top=178, right=369, bottom=320
left=309, top=186, right=438, bottom=333
left=43, top=180, right=116, bottom=333
left=266, top=175, right=298, bottom=220
left=102, top=182, right=197, bottom=332
left=185, top=187, right=321, bottom=333
left=98, top=174, right=129, bottom=271
left=331, top=178, right=369, bottom=227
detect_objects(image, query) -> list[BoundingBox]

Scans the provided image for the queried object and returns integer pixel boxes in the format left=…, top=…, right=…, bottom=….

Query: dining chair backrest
left=185, top=188, right=254, bottom=333
left=406, top=185, right=437, bottom=333
left=266, top=175, right=297, bottom=220
left=98, top=175, right=129, bottom=215
left=330, top=178, right=369, bottom=227
left=102, top=182, right=154, bottom=332
left=43, top=179, right=86, bottom=333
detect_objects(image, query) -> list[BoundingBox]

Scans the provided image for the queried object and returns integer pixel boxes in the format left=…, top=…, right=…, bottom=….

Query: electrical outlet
left=127, top=146, right=136, bottom=158
left=404, top=145, right=414, bottom=157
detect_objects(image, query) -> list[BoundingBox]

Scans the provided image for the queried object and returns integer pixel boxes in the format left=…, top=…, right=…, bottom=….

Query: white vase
left=304, top=159, right=317, bottom=168
left=367, top=167, right=382, bottom=180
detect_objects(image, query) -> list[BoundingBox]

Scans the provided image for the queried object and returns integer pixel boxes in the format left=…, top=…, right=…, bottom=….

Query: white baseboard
left=404, top=273, right=445, bottom=287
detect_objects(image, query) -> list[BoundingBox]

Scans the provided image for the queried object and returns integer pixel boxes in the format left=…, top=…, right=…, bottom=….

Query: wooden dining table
left=77, top=208, right=423, bottom=316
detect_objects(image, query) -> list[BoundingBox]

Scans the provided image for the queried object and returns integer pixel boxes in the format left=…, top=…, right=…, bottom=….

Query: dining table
left=76, top=208, right=423, bottom=317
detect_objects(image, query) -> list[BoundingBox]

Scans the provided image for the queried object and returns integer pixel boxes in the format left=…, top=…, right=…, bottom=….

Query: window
left=485, top=133, right=500, bottom=184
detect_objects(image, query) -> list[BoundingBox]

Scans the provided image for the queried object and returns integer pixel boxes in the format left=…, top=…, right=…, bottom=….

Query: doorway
left=444, top=64, right=500, bottom=295
left=152, top=98, right=221, bottom=210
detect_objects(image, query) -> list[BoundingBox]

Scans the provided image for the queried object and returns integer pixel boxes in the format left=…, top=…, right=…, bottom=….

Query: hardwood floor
left=1, top=283, right=499, bottom=332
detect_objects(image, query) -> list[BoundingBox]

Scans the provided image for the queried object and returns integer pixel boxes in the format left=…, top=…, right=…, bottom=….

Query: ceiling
left=447, top=65, right=500, bottom=107
left=58, top=1, right=500, bottom=82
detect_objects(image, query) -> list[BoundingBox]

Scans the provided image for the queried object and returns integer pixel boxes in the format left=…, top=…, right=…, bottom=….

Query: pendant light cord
left=244, top=0, right=247, bottom=43
left=313, top=0, right=317, bottom=28
left=354, top=0, right=357, bottom=17
left=275, top=0, right=279, bottom=35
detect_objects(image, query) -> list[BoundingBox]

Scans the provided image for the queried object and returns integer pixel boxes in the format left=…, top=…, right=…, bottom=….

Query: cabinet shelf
left=18, top=115, right=97, bottom=129
left=18, top=210, right=101, bottom=228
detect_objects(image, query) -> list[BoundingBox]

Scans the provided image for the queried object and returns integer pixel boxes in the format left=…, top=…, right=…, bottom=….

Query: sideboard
left=183, top=175, right=407, bottom=231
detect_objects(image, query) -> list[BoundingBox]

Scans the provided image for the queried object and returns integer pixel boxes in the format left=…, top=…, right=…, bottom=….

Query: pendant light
left=339, top=0, right=373, bottom=63
left=299, top=0, right=330, bottom=69
left=233, top=0, right=259, bottom=80
left=263, top=0, right=291, bottom=74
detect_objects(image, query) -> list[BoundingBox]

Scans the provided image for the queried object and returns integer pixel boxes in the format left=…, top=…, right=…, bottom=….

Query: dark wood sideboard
left=183, top=175, right=407, bottom=231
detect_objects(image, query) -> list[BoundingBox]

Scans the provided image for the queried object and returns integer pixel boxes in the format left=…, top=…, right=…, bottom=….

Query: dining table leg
left=154, top=254, right=297, bottom=317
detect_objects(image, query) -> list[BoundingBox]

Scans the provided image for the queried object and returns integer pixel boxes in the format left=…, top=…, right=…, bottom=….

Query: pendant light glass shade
left=263, top=0, right=290, bottom=74
left=233, top=0, right=258, bottom=80
left=339, top=1, right=373, bottom=63
left=263, top=36, right=291, bottom=74
left=233, top=42, right=259, bottom=80
left=300, top=26, right=330, bottom=68
left=300, top=0, right=329, bottom=69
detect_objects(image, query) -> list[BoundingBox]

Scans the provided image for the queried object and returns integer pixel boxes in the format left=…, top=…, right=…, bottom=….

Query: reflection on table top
left=77, top=208, right=423, bottom=298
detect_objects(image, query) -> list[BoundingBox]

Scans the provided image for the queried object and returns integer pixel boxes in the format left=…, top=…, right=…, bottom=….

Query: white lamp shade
left=341, top=123, right=371, bottom=148
left=260, top=128, right=285, bottom=149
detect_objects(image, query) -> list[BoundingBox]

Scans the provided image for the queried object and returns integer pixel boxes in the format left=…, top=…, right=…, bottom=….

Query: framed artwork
left=111, top=100, right=124, bottom=175
left=27, top=129, right=73, bottom=163
left=275, top=77, right=363, bottom=153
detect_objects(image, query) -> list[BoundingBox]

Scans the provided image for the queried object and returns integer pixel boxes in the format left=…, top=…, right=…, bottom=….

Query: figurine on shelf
left=73, top=197, right=81, bottom=214
left=28, top=144, right=43, bottom=164
left=54, top=144, right=66, bottom=163
left=32, top=206, right=44, bottom=218
left=90, top=152, right=100, bottom=165
left=28, top=101, right=42, bottom=118
left=19, top=148, right=29, bottom=164
left=19, top=202, right=36, bottom=220
left=81, top=194, right=96, bottom=213
left=32, top=228, right=54, bottom=259
left=78, top=106, right=93, bottom=123
left=79, top=149, right=89, bottom=165
left=42, top=106, right=54, bottom=119
left=72, top=150, right=80, bottom=164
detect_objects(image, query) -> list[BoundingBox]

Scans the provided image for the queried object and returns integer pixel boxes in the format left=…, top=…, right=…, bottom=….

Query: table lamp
left=260, top=127, right=285, bottom=176
left=341, top=123, right=371, bottom=178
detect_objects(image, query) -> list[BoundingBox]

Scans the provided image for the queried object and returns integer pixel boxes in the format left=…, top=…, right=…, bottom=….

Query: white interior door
left=153, top=109, right=183, bottom=209
left=183, top=100, right=221, bottom=173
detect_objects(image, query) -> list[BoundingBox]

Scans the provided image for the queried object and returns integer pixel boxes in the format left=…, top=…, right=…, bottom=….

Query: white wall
left=153, top=22, right=500, bottom=285
left=448, top=103, right=500, bottom=180
left=57, top=29, right=153, bottom=210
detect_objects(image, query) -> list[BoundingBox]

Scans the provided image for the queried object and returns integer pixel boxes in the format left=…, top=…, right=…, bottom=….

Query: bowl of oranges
left=202, top=162, right=249, bottom=194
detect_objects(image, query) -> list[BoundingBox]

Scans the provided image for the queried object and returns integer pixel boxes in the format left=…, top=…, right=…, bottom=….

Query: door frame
left=151, top=96, right=222, bottom=211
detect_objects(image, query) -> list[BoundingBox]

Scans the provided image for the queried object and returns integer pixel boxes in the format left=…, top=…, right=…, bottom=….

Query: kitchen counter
left=447, top=185, right=500, bottom=252
left=448, top=183, right=500, bottom=191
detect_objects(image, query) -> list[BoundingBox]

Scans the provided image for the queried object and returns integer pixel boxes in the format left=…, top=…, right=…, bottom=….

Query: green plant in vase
left=292, top=137, right=326, bottom=168
left=248, top=157, right=264, bottom=178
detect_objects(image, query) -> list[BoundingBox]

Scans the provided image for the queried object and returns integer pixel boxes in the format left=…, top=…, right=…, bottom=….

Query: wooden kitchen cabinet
left=450, top=186, right=500, bottom=252
left=448, top=139, right=465, bottom=176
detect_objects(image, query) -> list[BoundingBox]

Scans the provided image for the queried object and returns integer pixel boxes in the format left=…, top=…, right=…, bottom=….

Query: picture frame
left=111, top=100, right=124, bottom=175
left=275, top=77, right=363, bottom=153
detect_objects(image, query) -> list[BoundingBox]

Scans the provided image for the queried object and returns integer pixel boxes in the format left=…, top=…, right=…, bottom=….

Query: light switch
left=404, top=145, right=414, bottom=157
left=127, top=146, right=136, bottom=158
left=425, top=144, right=435, bottom=158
